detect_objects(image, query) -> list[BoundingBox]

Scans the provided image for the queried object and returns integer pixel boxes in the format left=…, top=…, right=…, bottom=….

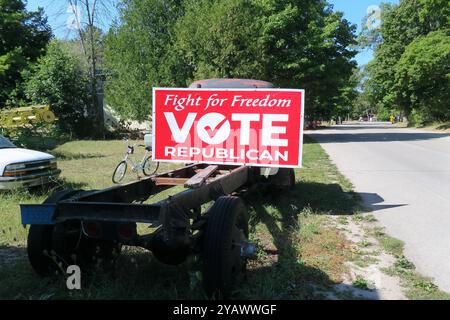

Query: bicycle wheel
left=112, top=161, right=127, bottom=183
left=143, top=157, right=159, bottom=176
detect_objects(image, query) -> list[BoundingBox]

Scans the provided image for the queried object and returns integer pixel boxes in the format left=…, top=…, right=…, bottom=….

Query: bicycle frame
left=122, top=143, right=150, bottom=173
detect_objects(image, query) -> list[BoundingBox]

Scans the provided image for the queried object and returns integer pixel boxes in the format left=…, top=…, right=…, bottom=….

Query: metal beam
left=55, top=201, right=161, bottom=223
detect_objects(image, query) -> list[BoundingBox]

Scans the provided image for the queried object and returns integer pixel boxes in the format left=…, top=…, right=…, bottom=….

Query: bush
left=377, top=106, right=392, bottom=121
left=24, top=41, right=93, bottom=138
left=408, top=109, right=428, bottom=127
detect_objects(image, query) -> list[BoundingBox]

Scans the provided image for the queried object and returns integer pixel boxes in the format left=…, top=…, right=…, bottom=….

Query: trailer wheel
left=201, top=196, right=249, bottom=298
left=27, top=190, right=81, bottom=276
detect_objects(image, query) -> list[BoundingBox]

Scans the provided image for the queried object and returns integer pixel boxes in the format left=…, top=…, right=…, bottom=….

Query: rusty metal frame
left=41, top=164, right=251, bottom=247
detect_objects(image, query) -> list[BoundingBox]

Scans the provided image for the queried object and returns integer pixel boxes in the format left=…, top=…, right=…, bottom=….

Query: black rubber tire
left=142, top=157, right=159, bottom=176
left=201, top=196, right=249, bottom=298
left=27, top=190, right=122, bottom=275
left=112, top=161, right=127, bottom=184
left=27, top=190, right=81, bottom=276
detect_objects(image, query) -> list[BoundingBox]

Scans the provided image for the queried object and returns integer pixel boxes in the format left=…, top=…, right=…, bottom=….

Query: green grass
left=352, top=276, right=373, bottom=290
left=378, top=235, right=405, bottom=257
left=383, top=262, right=450, bottom=300
left=0, top=135, right=361, bottom=299
left=352, top=214, right=377, bottom=223
left=372, top=232, right=450, bottom=300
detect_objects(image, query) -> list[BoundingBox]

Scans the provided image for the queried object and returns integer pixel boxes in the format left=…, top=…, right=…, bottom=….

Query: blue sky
left=27, top=0, right=399, bottom=66
left=328, top=0, right=399, bottom=65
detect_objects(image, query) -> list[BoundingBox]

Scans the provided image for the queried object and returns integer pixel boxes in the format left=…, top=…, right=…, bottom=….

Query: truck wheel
left=201, top=196, right=249, bottom=298
left=27, top=225, right=57, bottom=276
left=27, top=190, right=81, bottom=276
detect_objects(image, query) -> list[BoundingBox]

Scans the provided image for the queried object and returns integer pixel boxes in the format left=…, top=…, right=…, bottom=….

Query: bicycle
left=112, top=137, right=159, bottom=184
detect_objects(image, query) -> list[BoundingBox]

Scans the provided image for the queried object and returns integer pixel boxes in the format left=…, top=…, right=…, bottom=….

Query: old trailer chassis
left=21, top=163, right=293, bottom=295
left=21, top=164, right=262, bottom=256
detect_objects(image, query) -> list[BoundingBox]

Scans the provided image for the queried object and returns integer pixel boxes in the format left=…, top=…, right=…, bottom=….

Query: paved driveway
left=308, top=123, right=450, bottom=292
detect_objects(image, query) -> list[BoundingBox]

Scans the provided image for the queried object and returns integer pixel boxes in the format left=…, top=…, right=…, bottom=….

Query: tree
left=362, top=0, right=449, bottom=123
left=24, top=41, right=93, bottom=137
left=0, top=0, right=52, bottom=107
left=174, top=0, right=358, bottom=120
left=105, top=0, right=357, bottom=121
left=104, top=0, right=184, bottom=121
left=64, top=0, right=117, bottom=135
left=418, top=0, right=450, bottom=30
left=171, top=0, right=265, bottom=81
left=394, top=30, right=450, bottom=124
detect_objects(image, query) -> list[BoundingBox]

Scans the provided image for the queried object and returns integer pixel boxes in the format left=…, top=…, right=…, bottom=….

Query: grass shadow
left=0, top=246, right=207, bottom=300
left=241, top=195, right=335, bottom=299
left=258, top=181, right=360, bottom=216
left=50, top=150, right=106, bottom=161
left=237, top=178, right=363, bottom=299
left=25, top=178, right=89, bottom=198
left=11, top=135, right=68, bottom=152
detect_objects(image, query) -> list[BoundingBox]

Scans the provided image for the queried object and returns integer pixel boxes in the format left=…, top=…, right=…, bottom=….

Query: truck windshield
left=0, top=136, right=16, bottom=149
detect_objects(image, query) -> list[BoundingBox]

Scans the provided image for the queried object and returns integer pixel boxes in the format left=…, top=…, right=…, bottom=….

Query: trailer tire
left=27, top=190, right=81, bottom=276
left=201, top=196, right=249, bottom=298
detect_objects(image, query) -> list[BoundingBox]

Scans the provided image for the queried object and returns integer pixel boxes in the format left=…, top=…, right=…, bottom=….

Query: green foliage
left=418, top=0, right=450, bottom=30
left=394, top=30, right=450, bottom=123
left=362, top=0, right=450, bottom=123
left=172, top=0, right=265, bottom=81
left=104, top=0, right=357, bottom=121
left=377, top=106, right=392, bottom=121
left=352, top=276, right=371, bottom=290
left=23, top=41, right=93, bottom=138
left=104, top=0, right=185, bottom=121
left=0, top=0, right=52, bottom=107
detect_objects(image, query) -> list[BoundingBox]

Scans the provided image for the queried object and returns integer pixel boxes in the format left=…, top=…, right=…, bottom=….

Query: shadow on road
left=307, top=131, right=449, bottom=144
left=314, top=124, right=395, bottom=131
left=358, top=192, right=407, bottom=213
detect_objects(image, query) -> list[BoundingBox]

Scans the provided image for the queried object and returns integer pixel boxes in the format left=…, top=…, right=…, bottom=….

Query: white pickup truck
left=0, top=135, right=61, bottom=189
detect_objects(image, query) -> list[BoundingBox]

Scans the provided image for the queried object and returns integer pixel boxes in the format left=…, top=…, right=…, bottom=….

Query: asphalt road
left=308, top=123, right=450, bottom=293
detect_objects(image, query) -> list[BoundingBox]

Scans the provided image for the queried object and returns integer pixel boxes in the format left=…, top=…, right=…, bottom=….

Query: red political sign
left=152, top=88, right=305, bottom=168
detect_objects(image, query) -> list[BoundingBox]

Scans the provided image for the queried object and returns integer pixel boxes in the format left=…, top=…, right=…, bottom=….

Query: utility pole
left=67, top=0, right=111, bottom=136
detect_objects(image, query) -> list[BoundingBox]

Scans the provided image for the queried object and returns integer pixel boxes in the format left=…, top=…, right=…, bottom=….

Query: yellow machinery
left=0, top=105, right=56, bottom=128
